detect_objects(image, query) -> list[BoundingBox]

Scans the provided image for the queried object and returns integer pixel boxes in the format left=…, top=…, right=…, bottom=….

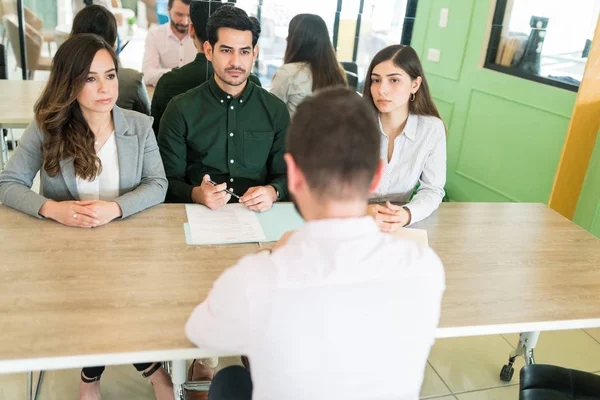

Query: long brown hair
left=35, top=33, right=118, bottom=180
left=284, top=14, right=347, bottom=91
left=362, top=45, right=441, bottom=120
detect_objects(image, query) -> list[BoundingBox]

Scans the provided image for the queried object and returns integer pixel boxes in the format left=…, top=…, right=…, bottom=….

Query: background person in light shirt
left=185, top=87, right=445, bottom=400
left=142, top=0, right=196, bottom=86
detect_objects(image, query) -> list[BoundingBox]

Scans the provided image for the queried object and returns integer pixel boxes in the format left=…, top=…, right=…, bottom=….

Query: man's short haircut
left=190, top=1, right=224, bottom=43
left=286, top=87, right=381, bottom=200
left=206, top=4, right=261, bottom=48
left=71, top=5, right=117, bottom=47
left=168, top=0, right=192, bottom=9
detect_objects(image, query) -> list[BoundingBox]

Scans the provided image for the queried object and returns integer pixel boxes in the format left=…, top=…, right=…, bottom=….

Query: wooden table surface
left=1, top=202, right=599, bottom=373
left=0, top=80, right=46, bottom=128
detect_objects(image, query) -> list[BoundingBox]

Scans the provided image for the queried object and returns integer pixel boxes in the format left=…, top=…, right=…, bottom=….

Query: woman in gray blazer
left=71, top=4, right=152, bottom=115
left=0, top=34, right=171, bottom=399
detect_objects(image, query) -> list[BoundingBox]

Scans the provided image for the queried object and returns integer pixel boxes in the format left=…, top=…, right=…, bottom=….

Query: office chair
left=520, top=364, right=600, bottom=400
left=340, top=61, right=359, bottom=90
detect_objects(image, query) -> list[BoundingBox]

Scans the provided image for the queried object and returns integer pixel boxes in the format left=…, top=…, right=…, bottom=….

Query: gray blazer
left=0, top=106, right=168, bottom=219
left=117, top=68, right=152, bottom=116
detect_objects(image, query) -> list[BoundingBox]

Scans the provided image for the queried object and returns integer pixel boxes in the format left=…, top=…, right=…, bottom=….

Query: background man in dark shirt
left=151, top=0, right=261, bottom=135
left=158, top=5, right=289, bottom=212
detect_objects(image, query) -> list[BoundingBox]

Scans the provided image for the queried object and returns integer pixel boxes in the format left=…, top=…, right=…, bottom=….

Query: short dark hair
left=206, top=5, right=261, bottom=48
left=190, top=1, right=224, bottom=43
left=70, top=5, right=117, bottom=47
left=168, top=0, right=192, bottom=9
left=286, top=87, right=381, bottom=200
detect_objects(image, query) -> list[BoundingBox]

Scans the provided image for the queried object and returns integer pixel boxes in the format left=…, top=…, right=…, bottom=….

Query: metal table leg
left=0, top=128, right=8, bottom=171
left=171, top=360, right=187, bottom=400
left=500, top=331, right=540, bottom=382
left=26, top=371, right=44, bottom=400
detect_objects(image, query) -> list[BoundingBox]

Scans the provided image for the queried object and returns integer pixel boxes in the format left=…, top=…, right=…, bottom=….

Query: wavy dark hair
left=284, top=14, right=347, bottom=91
left=362, top=45, right=441, bottom=120
left=35, top=33, right=118, bottom=180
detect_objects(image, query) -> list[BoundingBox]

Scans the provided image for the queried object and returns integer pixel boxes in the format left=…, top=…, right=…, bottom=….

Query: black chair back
left=340, top=61, right=359, bottom=90
left=0, top=43, right=7, bottom=79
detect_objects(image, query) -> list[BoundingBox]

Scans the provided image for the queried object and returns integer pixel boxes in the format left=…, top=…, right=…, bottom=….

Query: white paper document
left=185, top=204, right=266, bottom=244
left=390, top=227, right=429, bottom=246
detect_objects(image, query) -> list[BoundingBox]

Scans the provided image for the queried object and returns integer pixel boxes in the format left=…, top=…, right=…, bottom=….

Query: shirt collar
left=166, top=24, right=189, bottom=41
left=208, top=74, right=254, bottom=106
left=293, top=216, right=381, bottom=241
left=378, top=113, right=418, bottom=141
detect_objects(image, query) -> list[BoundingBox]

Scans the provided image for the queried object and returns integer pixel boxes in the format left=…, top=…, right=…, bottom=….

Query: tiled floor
left=1, top=329, right=600, bottom=399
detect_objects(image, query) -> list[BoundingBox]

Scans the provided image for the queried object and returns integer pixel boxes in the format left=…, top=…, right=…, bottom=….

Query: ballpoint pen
left=208, top=179, right=240, bottom=199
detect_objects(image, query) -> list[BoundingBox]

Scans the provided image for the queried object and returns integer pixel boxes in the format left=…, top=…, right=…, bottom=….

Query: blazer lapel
left=59, top=157, right=79, bottom=199
left=113, top=106, right=138, bottom=194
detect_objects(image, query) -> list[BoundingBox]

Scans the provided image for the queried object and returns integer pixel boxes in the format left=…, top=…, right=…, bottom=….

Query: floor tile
left=455, top=385, right=520, bottom=399
left=584, top=328, right=600, bottom=345
left=0, top=372, right=27, bottom=399
left=502, top=329, right=600, bottom=374
left=421, top=362, right=451, bottom=398
left=422, top=396, right=457, bottom=400
left=428, top=335, right=515, bottom=393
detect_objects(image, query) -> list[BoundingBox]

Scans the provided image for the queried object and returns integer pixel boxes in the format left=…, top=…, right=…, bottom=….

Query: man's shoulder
left=168, top=80, right=211, bottom=106
left=157, top=62, right=204, bottom=88
left=147, top=23, right=168, bottom=37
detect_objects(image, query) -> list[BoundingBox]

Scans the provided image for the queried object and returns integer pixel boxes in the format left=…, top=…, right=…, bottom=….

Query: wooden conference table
left=1, top=203, right=600, bottom=397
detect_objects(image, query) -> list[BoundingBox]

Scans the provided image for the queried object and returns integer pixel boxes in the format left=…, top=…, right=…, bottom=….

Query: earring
left=410, top=93, right=416, bottom=102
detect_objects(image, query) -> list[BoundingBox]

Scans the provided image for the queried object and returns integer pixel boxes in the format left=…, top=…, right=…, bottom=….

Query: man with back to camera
left=185, top=87, right=446, bottom=400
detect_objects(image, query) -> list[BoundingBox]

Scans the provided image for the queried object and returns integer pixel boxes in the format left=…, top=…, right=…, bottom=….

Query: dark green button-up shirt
left=151, top=53, right=262, bottom=135
left=158, top=75, right=289, bottom=203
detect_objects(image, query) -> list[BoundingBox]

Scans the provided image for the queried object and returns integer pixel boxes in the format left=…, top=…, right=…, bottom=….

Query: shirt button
left=227, top=95, right=231, bottom=99
left=230, top=178, right=234, bottom=183
left=230, top=106, right=234, bottom=110
left=240, top=99, right=243, bottom=103
left=230, top=159, right=234, bottom=164
left=230, top=133, right=234, bottom=137
left=220, top=100, right=224, bottom=103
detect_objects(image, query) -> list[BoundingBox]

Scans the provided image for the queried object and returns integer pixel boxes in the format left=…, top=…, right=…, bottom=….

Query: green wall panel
left=411, top=0, right=577, bottom=205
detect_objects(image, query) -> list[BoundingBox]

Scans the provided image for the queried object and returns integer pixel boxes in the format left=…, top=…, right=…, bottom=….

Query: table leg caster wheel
left=500, top=364, right=514, bottom=382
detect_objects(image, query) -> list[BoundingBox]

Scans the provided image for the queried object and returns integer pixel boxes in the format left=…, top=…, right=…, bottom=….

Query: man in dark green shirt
left=158, top=5, right=289, bottom=212
left=151, top=0, right=261, bottom=135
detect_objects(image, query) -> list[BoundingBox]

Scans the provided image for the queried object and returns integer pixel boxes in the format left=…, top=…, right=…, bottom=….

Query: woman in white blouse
left=363, top=45, right=446, bottom=231
left=0, top=34, right=170, bottom=399
left=270, top=13, right=347, bottom=116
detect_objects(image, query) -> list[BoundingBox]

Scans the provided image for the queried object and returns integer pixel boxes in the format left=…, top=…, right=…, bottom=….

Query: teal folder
left=184, top=203, right=304, bottom=245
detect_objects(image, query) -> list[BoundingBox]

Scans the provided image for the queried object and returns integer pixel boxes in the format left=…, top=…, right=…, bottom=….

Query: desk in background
left=0, top=80, right=45, bottom=170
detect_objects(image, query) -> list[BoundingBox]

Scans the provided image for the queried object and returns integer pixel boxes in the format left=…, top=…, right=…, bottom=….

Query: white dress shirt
left=142, top=23, right=196, bottom=86
left=186, top=217, right=445, bottom=400
left=76, top=133, right=120, bottom=201
left=372, top=113, right=446, bottom=225
left=269, top=62, right=313, bottom=117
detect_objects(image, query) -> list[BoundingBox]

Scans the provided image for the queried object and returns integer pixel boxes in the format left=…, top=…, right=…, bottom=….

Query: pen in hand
left=208, top=179, right=240, bottom=199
